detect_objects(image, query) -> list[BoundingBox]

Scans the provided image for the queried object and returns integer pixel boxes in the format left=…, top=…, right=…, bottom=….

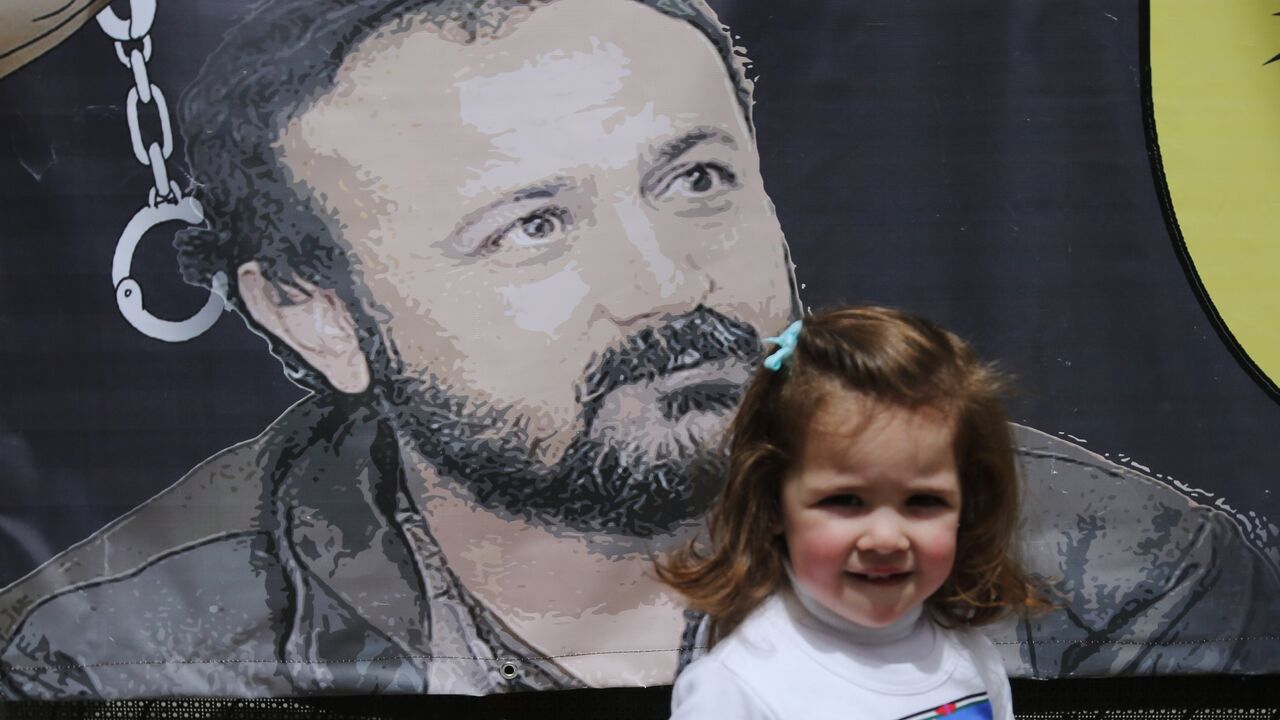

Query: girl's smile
left=847, top=570, right=911, bottom=584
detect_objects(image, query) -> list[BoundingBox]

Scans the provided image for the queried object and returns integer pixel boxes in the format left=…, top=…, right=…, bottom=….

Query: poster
left=0, top=0, right=1277, bottom=700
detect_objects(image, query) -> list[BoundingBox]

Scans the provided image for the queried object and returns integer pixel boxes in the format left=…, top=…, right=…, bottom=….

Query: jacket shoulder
left=0, top=532, right=292, bottom=699
left=0, top=398, right=323, bottom=642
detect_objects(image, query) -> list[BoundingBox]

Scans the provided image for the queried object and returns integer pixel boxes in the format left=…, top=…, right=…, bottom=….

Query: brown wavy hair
left=657, top=305, right=1044, bottom=643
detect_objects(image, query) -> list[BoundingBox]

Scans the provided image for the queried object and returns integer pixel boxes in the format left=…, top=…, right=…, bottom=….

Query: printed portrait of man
left=0, top=0, right=1277, bottom=700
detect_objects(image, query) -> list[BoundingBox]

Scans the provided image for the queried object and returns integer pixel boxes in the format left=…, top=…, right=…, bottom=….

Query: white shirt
left=670, top=590, right=1012, bottom=720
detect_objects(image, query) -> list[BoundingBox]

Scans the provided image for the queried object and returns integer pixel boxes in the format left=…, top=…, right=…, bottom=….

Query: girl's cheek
left=917, top=523, right=960, bottom=560
left=796, top=524, right=854, bottom=564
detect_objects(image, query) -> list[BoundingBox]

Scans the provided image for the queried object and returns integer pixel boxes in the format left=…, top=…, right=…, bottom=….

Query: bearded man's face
left=277, top=0, right=794, bottom=536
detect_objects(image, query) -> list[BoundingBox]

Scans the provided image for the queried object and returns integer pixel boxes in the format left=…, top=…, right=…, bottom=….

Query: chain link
left=95, top=0, right=155, bottom=41
left=129, top=47, right=152, bottom=102
left=126, top=84, right=172, bottom=165
left=99, top=0, right=224, bottom=342
left=113, top=36, right=151, bottom=67
left=103, top=0, right=173, bottom=203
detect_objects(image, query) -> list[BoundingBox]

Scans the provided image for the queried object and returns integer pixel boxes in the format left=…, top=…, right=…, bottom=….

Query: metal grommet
left=499, top=661, right=519, bottom=680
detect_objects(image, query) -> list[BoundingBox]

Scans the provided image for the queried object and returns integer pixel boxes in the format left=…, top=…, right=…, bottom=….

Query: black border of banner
left=1010, top=675, right=1280, bottom=715
left=1137, top=0, right=1280, bottom=403
left=4, top=677, right=1280, bottom=718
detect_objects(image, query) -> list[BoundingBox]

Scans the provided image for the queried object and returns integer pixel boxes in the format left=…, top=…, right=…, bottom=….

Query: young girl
left=662, top=306, right=1042, bottom=720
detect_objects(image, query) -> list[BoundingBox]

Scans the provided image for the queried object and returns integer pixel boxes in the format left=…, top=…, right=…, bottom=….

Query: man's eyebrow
left=448, top=177, right=574, bottom=243
left=649, top=127, right=738, bottom=169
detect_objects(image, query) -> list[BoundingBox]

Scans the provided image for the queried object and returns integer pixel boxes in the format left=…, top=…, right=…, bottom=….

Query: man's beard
left=379, top=307, right=762, bottom=540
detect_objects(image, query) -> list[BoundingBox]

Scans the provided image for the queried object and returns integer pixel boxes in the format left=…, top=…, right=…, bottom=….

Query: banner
left=0, top=0, right=1277, bottom=700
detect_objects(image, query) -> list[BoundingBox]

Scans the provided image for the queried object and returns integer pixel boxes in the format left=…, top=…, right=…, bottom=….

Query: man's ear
left=237, top=261, right=371, bottom=394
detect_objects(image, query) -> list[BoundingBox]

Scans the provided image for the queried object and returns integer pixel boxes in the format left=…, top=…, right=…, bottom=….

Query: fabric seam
left=4, top=636, right=1280, bottom=675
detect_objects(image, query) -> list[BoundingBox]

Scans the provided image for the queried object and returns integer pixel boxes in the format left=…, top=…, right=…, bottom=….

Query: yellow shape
left=1150, top=1, right=1280, bottom=387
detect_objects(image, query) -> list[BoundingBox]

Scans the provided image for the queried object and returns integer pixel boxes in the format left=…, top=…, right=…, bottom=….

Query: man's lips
left=647, top=359, right=746, bottom=394
left=586, top=358, right=751, bottom=430
left=592, top=357, right=752, bottom=400
left=577, top=307, right=762, bottom=409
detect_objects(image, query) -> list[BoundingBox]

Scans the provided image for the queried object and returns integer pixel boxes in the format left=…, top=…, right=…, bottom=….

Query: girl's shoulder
left=670, top=646, right=776, bottom=720
left=678, top=593, right=794, bottom=681
left=708, top=592, right=792, bottom=656
left=671, top=594, right=812, bottom=720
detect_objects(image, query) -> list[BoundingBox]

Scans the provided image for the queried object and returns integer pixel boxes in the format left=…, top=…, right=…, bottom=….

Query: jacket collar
left=263, top=396, right=579, bottom=692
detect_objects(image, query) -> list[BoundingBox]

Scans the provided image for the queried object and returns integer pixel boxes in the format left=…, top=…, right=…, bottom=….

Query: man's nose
left=588, top=193, right=710, bottom=325
left=856, top=509, right=911, bottom=554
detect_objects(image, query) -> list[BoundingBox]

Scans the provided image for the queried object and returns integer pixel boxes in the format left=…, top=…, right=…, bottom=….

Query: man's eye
left=486, top=208, right=570, bottom=251
left=820, top=494, right=862, bottom=509
left=659, top=162, right=737, bottom=199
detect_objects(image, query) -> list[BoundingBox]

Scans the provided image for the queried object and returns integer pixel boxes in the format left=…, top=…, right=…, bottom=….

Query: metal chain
left=98, top=0, right=225, bottom=342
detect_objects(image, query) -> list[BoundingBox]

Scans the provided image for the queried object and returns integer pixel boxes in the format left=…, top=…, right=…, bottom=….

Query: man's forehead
left=296, top=0, right=749, bottom=202
left=445, top=0, right=731, bottom=118
left=455, top=45, right=685, bottom=199
left=454, top=1, right=747, bottom=197
left=456, top=40, right=638, bottom=137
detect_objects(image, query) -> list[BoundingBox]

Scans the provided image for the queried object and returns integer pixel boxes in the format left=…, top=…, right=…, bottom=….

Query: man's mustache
left=578, top=306, right=762, bottom=423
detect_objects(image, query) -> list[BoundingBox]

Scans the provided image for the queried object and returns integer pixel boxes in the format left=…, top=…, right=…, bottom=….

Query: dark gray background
left=1, top=0, right=1276, bottom=587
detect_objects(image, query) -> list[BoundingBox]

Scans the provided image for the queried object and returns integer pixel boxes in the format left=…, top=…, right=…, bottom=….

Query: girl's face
left=779, top=391, right=961, bottom=628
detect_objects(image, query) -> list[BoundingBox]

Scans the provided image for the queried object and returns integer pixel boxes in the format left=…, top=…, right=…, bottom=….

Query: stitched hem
left=4, top=637, right=1279, bottom=675
left=1, top=647, right=683, bottom=674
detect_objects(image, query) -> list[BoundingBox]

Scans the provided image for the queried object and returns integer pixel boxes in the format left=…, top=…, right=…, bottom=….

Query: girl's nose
left=856, top=510, right=910, bottom=553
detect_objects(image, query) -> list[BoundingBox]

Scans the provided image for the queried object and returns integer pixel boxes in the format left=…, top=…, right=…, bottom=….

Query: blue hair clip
left=763, top=320, right=803, bottom=372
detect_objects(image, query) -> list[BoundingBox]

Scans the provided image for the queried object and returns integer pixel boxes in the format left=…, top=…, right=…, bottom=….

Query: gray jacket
left=0, top=397, right=584, bottom=699
left=1, top=397, right=1277, bottom=699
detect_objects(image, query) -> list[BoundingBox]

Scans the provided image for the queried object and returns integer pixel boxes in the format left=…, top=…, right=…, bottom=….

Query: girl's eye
left=486, top=207, right=570, bottom=251
left=820, top=494, right=862, bottom=509
left=907, top=494, right=948, bottom=509
left=659, top=162, right=738, bottom=199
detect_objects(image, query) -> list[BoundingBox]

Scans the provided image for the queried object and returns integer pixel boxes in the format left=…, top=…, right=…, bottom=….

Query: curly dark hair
left=658, top=305, right=1046, bottom=643
left=172, top=0, right=756, bottom=391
